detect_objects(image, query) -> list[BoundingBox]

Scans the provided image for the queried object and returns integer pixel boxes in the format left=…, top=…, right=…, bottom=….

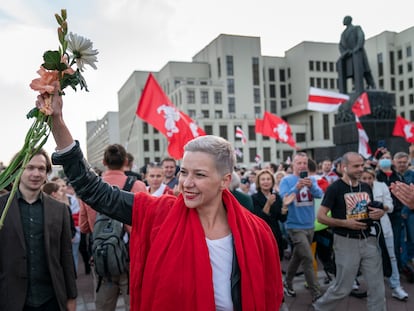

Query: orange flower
left=29, top=67, right=60, bottom=95
left=35, top=94, right=53, bottom=116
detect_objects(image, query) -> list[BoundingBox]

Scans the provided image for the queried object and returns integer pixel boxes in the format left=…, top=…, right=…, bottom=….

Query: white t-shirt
left=206, top=234, right=234, bottom=311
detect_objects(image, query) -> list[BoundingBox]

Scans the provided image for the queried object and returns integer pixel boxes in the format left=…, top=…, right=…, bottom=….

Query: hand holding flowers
left=0, top=9, right=98, bottom=229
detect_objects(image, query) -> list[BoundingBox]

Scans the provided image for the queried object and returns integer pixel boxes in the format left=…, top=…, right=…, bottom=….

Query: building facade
left=87, top=27, right=414, bottom=169
left=86, top=111, right=120, bottom=171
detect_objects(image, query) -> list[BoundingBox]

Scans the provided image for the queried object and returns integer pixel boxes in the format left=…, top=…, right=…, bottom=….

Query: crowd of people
left=1, top=90, right=414, bottom=311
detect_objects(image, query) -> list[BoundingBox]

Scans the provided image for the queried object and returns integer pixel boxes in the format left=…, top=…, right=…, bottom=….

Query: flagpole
left=125, top=114, right=136, bottom=151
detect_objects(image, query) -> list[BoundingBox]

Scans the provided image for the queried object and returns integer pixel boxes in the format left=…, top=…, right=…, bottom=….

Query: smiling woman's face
left=179, top=151, right=230, bottom=210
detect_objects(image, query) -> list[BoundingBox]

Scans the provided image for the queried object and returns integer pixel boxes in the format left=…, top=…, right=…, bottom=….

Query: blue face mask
left=379, top=158, right=392, bottom=169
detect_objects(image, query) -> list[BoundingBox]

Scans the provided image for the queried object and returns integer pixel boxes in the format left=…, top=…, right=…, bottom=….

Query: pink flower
left=30, top=67, right=60, bottom=94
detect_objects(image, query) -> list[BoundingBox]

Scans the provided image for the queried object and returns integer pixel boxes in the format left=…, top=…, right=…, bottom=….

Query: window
left=188, top=109, right=196, bottom=118
left=398, top=64, right=404, bottom=75
left=270, top=100, right=277, bottom=114
left=409, top=78, right=413, bottom=89
left=389, top=51, right=395, bottom=75
left=329, top=62, right=335, bottom=72
left=323, top=78, right=328, bottom=89
left=153, top=128, right=159, bottom=134
left=309, top=61, right=314, bottom=71
left=280, top=85, right=286, bottom=98
left=379, top=79, right=384, bottom=89
left=252, top=57, right=260, bottom=85
left=219, top=125, right=228, bottom=139
left=227, top=79, right=235, bottom=94
left=201, top=110, right=209, bottom=118
left=377, top=53, right=384, bottom=77
left=281, top=100, right=287, bottom=109
left=228, top=97, right=235, bottom=113
left=215, top=110, right=223, bottom=118
left=263, top=147, right=271, bottom=162
left=391, top=77, right=396, bottom=91
left=201, top=90, right=209, bottom=104
left=143, top=139, right=149, bottom=152
left=330, top=78, right=336, bottom=89
left=204, top=125, right=213, bottom=135
left=410, top=94, right=414, bottom=105
left=226, top=55, right=234, bottom=76
left=254, top=106, right=261, bottom=115
left=154, top=139, right=160, bottom=151
left=143, top=122, right=149, bottom=134
left=407, top=45, right=412, bottom=58
left=249, top=148, right=257, bottom=163
left=309, top=115, right=314, bottom=140
left=217, top=57, right=221, bottom=78
left=269, top=68, right=275, bottom=81
left=187, top=79, right=195, bottom=85
left=310, top=77, right=315, bottom=87
left=408, top=62, right=413, bottom=73
left=214, top=91, right=222, bottom=104
left=323, top=114, right=330, bottom=140
left=399, top=80, right=404, bottom=91
left=400, top=96, right=405, bottom=107
left=410, top=110, right=414, bottom=121
left=322, top=62, right=327, bottom=72
left=316, top=61, right=321, bottom=71
left=248, top=125, right=256, bottom=141
left=187, top=89, right=195, bottom=103
left=253, top=88, right=260, bottom=103
left=398, top=49, right=403, bottom=60
left=296, top=133, right=306, bottom=143
left=279, top=69, right=286, bottom=82
left=269, top=84, right=276, bottom=98
left=316, top=78, right=322, bottom=88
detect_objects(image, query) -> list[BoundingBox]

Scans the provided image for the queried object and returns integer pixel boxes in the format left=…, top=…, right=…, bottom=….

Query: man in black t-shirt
left=313, top=152, right=386, bottom=311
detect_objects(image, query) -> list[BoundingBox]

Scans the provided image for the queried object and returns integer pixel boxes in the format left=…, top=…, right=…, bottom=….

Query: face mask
left=379, top=158, right=392, bottom=169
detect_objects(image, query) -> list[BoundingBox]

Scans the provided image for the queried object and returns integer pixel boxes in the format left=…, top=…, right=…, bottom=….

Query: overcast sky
left=0, top=0, right=412, bottom=165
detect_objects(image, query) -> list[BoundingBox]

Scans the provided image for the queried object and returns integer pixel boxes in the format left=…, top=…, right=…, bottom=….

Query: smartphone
left=299, top=171, right=308, bottom=179
left=377, top=140, right=386, bottom=148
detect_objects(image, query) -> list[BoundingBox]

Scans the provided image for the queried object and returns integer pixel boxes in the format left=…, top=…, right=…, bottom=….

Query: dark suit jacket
left=0, top=192, right=77, bottom=311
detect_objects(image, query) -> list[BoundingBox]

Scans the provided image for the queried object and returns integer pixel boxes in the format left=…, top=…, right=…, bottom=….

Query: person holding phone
left=279, top=152, right=324, bottom=303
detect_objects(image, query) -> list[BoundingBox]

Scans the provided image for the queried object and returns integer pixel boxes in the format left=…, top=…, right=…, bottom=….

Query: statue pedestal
left=333, top=90, right=409, bottom=156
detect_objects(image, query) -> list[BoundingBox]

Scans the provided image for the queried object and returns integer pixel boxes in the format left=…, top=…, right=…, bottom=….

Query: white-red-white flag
left=355, top=116, right=372, bottom=159
left=352, top=92, right=371, bottom=117
left=307, top=87, right=349, bottom=113
left=234, top=148, right=243, bottom=158
left=235, top=126, right=247, bottom=144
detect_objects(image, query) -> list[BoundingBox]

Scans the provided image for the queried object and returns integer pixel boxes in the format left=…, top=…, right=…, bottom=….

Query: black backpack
left=92, top=176, right=135, bottom=291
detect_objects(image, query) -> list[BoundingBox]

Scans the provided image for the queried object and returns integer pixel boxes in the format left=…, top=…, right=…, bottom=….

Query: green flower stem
left=0, top=113, right=51, bottom=230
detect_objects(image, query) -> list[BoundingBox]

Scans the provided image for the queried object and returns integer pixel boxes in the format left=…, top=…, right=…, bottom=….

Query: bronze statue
left=337, top=16, right=376, bottom=94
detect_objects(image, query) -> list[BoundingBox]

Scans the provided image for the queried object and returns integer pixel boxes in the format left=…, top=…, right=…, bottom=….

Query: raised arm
left=39, top=91, right=134, bottom=224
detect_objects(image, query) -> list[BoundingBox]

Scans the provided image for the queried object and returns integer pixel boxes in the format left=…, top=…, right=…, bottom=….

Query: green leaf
left=26, top=107, right=40, bottom=119
left=42, top=50, right=61, bottom=70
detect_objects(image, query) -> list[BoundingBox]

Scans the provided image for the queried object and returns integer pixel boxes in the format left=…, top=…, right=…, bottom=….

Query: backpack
left=92, top=176, right=135, bottom=291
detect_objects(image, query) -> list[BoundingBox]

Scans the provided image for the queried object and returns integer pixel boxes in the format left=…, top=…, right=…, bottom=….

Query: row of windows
left=309, top=61, right=336, bottom=72
left=398, top=93, right=414, bottom=106
left=268, top=68, right=287, bottom=82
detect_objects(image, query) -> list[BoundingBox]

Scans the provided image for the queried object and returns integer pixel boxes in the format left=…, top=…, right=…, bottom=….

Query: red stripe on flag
left=308, top=95, right=348, bottom=105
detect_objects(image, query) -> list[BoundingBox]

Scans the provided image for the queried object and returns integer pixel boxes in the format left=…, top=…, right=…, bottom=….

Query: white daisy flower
left=66, top=32, right=98, bottom=71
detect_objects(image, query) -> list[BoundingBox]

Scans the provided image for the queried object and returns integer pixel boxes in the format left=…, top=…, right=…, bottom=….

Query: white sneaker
left=392, top=286, right=408, bottom=301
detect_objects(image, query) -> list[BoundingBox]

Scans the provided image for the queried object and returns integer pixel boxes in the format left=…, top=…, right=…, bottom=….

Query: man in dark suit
left=0, top=149, right=77, bottom=311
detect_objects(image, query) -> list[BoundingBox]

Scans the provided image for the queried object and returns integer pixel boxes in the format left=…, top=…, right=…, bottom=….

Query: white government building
left=86, top=27, right=414, bottom=171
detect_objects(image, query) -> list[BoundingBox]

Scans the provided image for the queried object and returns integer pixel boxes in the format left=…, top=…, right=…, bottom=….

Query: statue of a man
left=337, top=16, right=376, bottom=94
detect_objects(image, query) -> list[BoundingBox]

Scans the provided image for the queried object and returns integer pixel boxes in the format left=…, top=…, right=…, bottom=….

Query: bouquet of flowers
left=0, top=9, right=98, bottom=229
